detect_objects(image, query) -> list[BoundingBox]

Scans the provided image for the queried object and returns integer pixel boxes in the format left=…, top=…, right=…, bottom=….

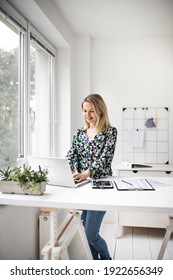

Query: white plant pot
left=0, top=180, right=46, bottom=195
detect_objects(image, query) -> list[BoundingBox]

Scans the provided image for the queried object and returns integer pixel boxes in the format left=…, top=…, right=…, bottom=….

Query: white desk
left=0, top=177, right=173, bottom=259
left=0, top=176, right=173, bottom=214
left=113, top=166, right=173, bottom=230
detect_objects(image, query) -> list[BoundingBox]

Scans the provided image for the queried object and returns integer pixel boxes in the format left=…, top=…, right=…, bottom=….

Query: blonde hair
left=81, top=94, right=110, bottom=132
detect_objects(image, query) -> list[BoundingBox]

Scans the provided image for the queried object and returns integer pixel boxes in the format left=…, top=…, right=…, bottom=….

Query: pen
left=145, top=179, right=153, bottom=188
left=121, top=180, right=133, bottom=186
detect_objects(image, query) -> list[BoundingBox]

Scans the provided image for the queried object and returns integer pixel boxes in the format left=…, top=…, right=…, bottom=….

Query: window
left=0, top=4, right=56, bottom=167
left=0, top=19, right=20, bottom=166
left=28, top=31, right=55, bottom=156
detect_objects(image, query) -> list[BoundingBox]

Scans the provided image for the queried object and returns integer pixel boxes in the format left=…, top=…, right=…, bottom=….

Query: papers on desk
left=143, top=178, right=170, bottom=189
left=114, top=178, right=156, bottom=191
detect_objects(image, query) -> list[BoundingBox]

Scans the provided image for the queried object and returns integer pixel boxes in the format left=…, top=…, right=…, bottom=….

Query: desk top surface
left=0, top=177, right=173, bottom=214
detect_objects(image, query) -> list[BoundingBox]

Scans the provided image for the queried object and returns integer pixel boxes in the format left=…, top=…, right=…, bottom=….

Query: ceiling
left=54, top=0, right=173, bottom=37
left=6, top=0, right=173, bottom=48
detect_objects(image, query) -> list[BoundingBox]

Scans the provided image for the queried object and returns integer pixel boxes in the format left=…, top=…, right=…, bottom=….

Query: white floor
left=69, top=222, right=173, bottom=260
left=101, top=223, right=173, bottom=260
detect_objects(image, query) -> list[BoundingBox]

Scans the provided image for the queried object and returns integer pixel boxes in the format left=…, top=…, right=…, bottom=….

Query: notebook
left=114, top=178, right=155, bottom=191
left=27, top=156, right=90, bottom=188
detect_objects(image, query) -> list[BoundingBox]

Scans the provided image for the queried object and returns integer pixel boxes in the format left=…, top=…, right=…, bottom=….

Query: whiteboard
left=122, top=107, right=169, bottom=164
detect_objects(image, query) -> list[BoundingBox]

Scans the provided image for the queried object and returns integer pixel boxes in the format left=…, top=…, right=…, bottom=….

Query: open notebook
left=114, top=178, right=155, bottom=191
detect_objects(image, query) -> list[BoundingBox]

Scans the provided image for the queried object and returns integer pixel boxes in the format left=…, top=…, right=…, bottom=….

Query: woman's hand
left=73, top=169, right=90, bottom=182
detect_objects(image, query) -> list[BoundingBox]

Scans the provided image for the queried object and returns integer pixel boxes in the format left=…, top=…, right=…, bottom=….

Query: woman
left=66, top=93, right=117, bottom=260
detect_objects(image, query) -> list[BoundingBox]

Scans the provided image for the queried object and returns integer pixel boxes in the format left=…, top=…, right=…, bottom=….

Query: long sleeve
left=88, top=126, right=117, bottom=178
left=66, top=126, right=118, bottom=179
left=66, top=130, right=79, bottom=172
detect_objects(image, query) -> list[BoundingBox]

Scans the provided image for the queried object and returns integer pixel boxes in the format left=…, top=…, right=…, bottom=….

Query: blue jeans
left=81, top=210, right=111, bottom=260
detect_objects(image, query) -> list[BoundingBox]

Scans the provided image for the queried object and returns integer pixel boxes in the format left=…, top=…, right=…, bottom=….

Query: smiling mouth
left=87, top=118, right=93, bottom=122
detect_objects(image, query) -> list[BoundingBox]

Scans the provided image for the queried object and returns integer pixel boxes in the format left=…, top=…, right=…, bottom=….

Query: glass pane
left=0, top=20, right=19, bottom=166
left=29, top=40, right=51, bottom=156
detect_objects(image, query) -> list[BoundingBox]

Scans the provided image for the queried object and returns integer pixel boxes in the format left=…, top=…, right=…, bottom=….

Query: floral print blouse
left=66, top=126, right=117, bottom=179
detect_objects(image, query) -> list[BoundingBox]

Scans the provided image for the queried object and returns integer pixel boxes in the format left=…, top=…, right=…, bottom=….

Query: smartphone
left=92, top=180, right=114, bottom=189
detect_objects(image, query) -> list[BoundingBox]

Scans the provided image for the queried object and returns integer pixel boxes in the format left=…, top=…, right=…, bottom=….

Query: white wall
left=0, top=205, right=40, bottom=259
left=56, top=48, right=71, bottom=157
left=72, top=36, right=92, bottom=132
left=73, top=35, right=173, bottom=164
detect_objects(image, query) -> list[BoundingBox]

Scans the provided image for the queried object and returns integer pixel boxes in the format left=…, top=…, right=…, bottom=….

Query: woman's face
left=82, top=101, right=97, bottom=127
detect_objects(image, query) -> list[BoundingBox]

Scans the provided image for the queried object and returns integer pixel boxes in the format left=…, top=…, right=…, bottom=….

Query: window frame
left=28, top=24, right=56, bottom=157
left=0, top=1, right=56, bottom=166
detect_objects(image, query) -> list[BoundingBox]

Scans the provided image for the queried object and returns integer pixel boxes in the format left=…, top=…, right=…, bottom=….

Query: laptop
left=26, top=156, right=90, bottom=188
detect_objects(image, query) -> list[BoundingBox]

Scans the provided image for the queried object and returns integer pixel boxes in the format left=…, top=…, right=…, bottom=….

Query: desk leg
left=42, top=244, right=51, bottom=260
left=50, top=210, right=58, bottom=248
left=157, top=216, right=173, bottom=260
left=52, top=246, right=70, bottom=260
left=42, top=210, right=93, bottom=260
left=52, top=211, right=92, bottom=260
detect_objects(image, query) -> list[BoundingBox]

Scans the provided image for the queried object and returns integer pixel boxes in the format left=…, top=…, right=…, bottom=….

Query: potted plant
left=0, top=165, right=48, bottom=195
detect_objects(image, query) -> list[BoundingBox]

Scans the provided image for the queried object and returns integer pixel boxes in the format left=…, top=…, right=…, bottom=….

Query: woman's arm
left=89, top=127, right=118, bottom=179
left=66, top=130, right=79, bottom=172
